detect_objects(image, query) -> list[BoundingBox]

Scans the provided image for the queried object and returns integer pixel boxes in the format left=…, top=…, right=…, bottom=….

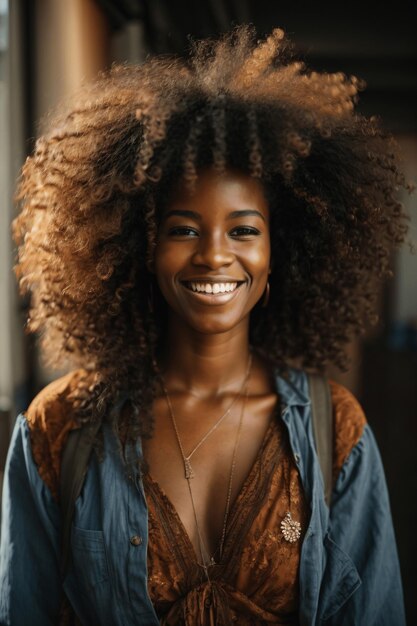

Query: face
left=153, top=168, right=271, bottom=335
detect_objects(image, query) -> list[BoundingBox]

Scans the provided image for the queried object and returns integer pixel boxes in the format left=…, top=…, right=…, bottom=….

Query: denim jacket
left=0, top=368, right=406, bottom=625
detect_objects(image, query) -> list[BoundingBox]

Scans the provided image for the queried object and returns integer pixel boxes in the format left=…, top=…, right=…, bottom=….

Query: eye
left=168, top=226, right=199, bottom=237
left=230, top=226, right=261, bottom=238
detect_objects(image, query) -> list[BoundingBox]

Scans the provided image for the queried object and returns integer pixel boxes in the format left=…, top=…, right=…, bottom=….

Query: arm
left=325, top=420, right=406, bottom=625
left=0, top=415, right=62, bottom=626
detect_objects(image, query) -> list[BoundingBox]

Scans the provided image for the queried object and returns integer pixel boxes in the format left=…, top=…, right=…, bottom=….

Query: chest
left=142, top=392, right=279, bottom=557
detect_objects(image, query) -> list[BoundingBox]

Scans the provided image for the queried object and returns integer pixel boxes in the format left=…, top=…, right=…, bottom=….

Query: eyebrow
left=163, top=209, right=266, bottom=222
left=228, top=209, right=266, bottom=222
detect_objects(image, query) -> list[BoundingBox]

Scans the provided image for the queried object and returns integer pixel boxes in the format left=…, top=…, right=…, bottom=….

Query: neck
left=158, top=316, right=252, bottom=399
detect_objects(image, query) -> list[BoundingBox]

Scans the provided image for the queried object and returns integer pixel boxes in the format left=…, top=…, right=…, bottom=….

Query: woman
left=0, top=26, right=409, bottom=625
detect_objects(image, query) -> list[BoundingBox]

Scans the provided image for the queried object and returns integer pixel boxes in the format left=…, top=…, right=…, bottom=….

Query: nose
left=191, top=231, right=235, bottom=269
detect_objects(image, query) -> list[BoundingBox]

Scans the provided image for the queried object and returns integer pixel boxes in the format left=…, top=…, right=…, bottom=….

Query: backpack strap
left=307, top=373, right=333, bottom=507
left=60, top=420, right=102, bottom=579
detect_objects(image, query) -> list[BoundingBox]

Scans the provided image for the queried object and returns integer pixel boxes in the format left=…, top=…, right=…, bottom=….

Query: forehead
left=164, top=168, right=270, bottom=220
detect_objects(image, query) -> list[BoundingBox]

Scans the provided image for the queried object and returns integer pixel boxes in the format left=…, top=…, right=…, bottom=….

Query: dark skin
left=143, top=168, right=278, bottom=560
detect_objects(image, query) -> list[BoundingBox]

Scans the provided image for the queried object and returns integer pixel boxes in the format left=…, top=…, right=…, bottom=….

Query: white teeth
left=187, top=282, right=239, bottom=294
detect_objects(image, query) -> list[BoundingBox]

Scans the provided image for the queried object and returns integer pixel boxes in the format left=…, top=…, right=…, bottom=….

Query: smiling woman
left=0, top=25, right=410, bottom=626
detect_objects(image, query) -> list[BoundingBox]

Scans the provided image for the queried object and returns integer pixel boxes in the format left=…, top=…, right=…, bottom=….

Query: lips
left=182, top=280, right=244, bottom=294
left=180, top=280, right=246, bottom=305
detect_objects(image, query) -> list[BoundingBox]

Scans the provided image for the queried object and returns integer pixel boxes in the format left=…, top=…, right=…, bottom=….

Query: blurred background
left=0, top=0, right=416, bottom=621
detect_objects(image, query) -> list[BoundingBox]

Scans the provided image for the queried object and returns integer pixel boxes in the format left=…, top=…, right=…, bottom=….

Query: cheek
left=153, top=243, right=187, bottom=304
left=244, top=242, right=271, bottom=278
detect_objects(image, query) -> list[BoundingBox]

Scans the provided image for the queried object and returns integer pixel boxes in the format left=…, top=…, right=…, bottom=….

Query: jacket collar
left=273, top=366, right=311, bottom=409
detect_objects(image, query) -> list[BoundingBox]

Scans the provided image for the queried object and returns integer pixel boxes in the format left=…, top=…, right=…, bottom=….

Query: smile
left=185, top=281, right=241, bottom=293
left=180, top=281, right=246, bottom=304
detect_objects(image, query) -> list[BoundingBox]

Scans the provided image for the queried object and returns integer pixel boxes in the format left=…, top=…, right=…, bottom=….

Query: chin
left=182, top=312, right=249, bottom=335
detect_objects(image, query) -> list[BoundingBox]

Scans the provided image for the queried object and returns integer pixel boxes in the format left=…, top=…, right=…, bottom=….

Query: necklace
left=160, top=352, right=253, bottom=579
left=161, top=352, right=253, bottom=480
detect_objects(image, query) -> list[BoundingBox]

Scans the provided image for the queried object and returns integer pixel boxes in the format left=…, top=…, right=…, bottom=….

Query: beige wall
left=34, top=0, right=109, bottom=122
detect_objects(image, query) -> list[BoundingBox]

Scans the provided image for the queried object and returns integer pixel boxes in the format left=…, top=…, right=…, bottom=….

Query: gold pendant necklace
left=160, top=352, right=253, bottom=577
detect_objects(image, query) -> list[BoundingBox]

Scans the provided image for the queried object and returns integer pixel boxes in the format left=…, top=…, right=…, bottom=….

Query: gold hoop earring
left=262, top=281, right=270, bottom=308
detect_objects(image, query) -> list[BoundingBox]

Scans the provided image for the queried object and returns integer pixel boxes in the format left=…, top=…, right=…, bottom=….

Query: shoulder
left=328, top=379, right=367, bottom=486
left=24, top=368, right=92, bottom=500
left=25, top=368, right=91, bottom=434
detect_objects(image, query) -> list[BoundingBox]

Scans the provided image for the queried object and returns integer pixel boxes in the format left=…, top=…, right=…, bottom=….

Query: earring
left=262, top=281, right=270, bottom=308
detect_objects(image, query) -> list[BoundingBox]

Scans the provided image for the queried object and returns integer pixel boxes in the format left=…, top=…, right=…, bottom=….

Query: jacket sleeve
left=0, top=414, right=62, bottom=626
left=324, top=422, right=406, bottom=626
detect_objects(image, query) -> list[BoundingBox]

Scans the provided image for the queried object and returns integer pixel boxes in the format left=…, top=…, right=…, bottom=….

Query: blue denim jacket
left=0, top=368, right=406, bottom=625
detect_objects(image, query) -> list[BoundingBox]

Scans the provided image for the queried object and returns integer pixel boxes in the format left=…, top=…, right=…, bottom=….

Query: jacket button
left=130, top=535, right=143, bottom=546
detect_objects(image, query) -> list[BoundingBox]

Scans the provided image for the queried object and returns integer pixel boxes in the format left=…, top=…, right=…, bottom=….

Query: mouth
left=182, top=280, right=245, bottom=293
left=180, top=280, right=246, bottom=305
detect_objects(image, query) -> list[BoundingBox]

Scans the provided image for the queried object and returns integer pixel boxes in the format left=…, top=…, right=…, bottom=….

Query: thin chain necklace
left=161, top=352, right=253, bottom=480
left=160, top=352, right=253, bottom=580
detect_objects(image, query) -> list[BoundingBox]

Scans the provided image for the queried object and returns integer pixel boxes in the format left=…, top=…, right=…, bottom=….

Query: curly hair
left=12, top=25, right=411, bottom=455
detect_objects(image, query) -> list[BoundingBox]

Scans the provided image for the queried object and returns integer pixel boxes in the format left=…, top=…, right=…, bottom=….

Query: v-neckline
left=143, top=409, right=281, bottom=576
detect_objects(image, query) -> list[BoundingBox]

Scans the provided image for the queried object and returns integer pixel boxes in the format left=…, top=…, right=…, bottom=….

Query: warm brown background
left=1, top=1, right=416, bottom=622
